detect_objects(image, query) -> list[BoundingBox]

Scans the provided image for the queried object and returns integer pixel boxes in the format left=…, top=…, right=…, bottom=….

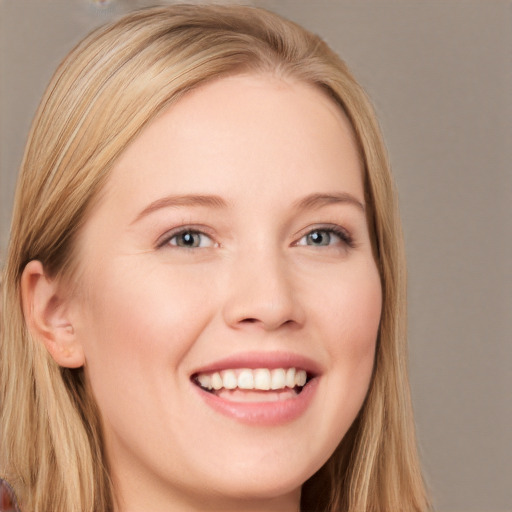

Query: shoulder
left=0, top=479, right=20, bottom=512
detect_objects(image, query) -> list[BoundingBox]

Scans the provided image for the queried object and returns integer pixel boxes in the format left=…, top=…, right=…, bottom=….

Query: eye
left=296, top=227, right=353, bottom=248
left=304, top=230, right=332, bottom=246
left=166, top=230, right=215, bottom=248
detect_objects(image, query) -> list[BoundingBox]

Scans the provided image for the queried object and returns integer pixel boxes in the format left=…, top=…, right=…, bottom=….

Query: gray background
left=1, top=1, right=511, bottom=511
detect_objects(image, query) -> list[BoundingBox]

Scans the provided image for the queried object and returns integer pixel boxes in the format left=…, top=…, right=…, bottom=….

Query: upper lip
left=190, top=351, right=322, bottom=378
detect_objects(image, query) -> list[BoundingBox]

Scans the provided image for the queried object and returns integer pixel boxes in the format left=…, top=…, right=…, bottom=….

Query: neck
left=115, top=492, right=301, bottom=512
left=112, top=473, right=301, bottom=512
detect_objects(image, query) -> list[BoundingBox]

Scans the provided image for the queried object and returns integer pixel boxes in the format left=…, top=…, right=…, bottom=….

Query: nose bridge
left=222, top=243, right=304, bottom=331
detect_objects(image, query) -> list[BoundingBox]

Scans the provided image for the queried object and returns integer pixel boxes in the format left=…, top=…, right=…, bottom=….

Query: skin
left=24, top=74, right=382, bottom=511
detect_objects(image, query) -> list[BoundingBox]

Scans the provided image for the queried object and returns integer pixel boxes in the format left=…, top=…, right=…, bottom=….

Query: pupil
left=181, top=232, right=196, bottom=246
left=309, top=231, right=328, bottom=245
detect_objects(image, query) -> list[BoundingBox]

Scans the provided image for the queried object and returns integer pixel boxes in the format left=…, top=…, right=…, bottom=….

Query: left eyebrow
left=130, top=194, right=229, bottom=225
left=293, top=192, right=366, bottom=213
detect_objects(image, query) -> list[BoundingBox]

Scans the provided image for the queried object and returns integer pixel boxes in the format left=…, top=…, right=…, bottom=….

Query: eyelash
left=157, top=227, right=216, bottom=249
left=296, top=225, right=355, bottom=249
left=157, top=225, right=355, bottom=250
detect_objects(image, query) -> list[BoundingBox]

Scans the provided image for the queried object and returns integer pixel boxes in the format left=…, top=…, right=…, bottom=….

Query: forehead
left=101, top=73, right=363, bottom=210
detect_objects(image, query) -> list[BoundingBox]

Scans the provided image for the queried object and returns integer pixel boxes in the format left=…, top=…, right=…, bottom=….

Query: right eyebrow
left=130, top=194, right=229, bottom=225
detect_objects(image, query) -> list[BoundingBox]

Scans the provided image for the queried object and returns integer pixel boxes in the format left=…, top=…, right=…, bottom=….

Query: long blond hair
left=1, top=5, right=430, bottom=511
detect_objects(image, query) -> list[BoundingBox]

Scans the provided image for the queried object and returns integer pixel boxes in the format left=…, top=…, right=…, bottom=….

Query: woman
left=0, top=5, right=430, bottom=511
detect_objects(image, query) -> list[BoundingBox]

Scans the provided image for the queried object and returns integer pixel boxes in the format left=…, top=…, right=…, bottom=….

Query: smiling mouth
left=192, top=367, right=311, bottom=402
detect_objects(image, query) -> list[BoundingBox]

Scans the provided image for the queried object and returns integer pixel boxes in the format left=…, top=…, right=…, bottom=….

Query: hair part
left=1, top=4, right=430, bottom=511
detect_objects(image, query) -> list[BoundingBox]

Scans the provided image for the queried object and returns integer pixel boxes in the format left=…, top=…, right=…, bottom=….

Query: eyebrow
left=131, top=191, right=365, bottom=225
left=131, top=194, right=229, bottom=225
left=293, top=192, right=365, bottom=213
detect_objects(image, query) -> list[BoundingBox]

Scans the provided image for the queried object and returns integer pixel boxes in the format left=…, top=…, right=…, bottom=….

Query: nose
left=222, top=248, right=305, bottom=331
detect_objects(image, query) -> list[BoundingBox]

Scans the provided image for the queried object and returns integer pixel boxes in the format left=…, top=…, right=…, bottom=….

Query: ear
left=21, top=260, right=84, bottom=368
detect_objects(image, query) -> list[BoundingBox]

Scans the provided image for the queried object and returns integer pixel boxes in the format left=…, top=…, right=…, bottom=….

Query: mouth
left=192, top=367, right=312, bottom=403
left=190, top=352, right=320, bottom=424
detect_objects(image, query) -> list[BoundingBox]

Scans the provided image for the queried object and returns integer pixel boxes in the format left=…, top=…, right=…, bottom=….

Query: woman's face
left=69, top=74, right=382, bottom=511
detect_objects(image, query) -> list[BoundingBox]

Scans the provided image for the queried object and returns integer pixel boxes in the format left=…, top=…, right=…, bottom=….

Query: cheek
left=75, top=263, right=212, bottom=414
left=341, top=271, right=381, bottom=383
left=81, top=260, right=206, bottom=348
left=320, top=262, right=381, bottom=415
left=322, top=260, right=382, bottom=354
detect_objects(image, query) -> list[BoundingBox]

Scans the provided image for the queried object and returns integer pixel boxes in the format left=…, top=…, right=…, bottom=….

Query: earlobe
left=21, top=260, right=85, bottom=368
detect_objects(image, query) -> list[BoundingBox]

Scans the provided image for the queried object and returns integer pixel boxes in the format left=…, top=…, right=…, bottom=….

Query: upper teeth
left=196, top=368, right=307, bottom=391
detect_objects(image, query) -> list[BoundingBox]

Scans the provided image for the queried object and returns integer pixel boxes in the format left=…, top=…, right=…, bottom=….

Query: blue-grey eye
left=296, top=227, right=353, bottom=248
left=169, top=231, right=213, bottom=248
left=306, top=230, right=332, bottom=246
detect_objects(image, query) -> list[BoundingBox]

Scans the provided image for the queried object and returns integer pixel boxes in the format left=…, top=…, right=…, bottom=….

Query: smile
left=191, top=353, right=320, bottom=425
left=194, top=367, right=308, bottom=394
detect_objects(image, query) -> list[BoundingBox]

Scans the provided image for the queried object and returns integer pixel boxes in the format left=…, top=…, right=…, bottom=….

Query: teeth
left=295, top=369, right=307, bottom=387
left=270, top=368, right=286, bottom=390
left=222, top=370, right=237, bottom=390
left=254, top=369, right=271, bottom=390
left=211, top=372, right=223, bottom=390
left=238, top=369, right=254, bottom=389
left=195, top=368, right=309, bottom=392
left=285, top=368, right=296, bottom=388
left=197, top=373, right=212, bottom=390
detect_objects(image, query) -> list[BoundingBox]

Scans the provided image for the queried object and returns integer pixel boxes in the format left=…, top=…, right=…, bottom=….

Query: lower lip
left=194, top=378, right=319, bottom=426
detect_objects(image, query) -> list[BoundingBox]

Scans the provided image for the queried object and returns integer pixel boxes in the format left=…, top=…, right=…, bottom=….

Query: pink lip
left=193, top=377, right=319, bottom=425
left=190, top=351, right=321, bottom=426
